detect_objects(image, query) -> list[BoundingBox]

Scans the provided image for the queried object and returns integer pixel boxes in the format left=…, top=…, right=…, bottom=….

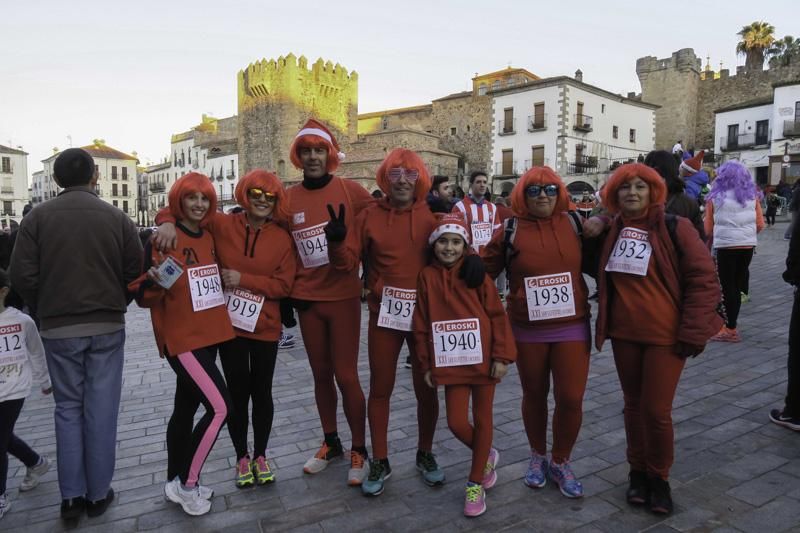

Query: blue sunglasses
left=525, top=184, right=559, bottom=197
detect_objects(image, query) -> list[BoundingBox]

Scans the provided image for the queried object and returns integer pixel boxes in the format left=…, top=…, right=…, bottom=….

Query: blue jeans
left=43, top=330, right=125, bottom=500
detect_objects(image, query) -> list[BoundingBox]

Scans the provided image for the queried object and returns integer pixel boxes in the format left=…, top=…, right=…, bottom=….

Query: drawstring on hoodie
left=243, top=223, right=262, bottom=258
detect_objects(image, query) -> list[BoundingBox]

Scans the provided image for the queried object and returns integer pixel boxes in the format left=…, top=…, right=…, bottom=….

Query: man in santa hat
left=678, top=150, right=709, bottom=201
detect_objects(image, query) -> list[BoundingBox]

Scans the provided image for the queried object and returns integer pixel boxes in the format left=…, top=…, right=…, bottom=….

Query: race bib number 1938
left=524, top=272, right=576, bottom=321
left=432, top=318, right=483, bottom=367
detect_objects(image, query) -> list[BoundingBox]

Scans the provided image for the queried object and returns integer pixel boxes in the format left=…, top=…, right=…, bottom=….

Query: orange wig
left=510, top=166, right=571, bottom=217
left=168, top=172, right=217, bottom=224
left=289, top=119, right=341, bottom=174
left=375, top=148, right=432, bottom=201
left=234, top=169, right=290, bottom=224
left=601, top=163, right=667, bottom=215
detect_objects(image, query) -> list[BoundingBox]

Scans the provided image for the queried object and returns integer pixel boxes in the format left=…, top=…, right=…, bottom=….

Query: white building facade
left=770, top=82, right=800, bottom=185
left=490, top=75, right=657, bottom=195
left=0, top=145, right=30, bottom=228
left=714, top=100, right=772, bottom=185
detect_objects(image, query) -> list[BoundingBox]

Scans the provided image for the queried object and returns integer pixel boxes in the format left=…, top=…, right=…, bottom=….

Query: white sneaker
left=20, top=455, right=50, bottom=492
left=165, top=477, right=213, bottom=500
left=0, top=494, right=10, bottom=519
left=347, top=451, right=369, bottom=486
left=164, top=479, right=211, bottom=516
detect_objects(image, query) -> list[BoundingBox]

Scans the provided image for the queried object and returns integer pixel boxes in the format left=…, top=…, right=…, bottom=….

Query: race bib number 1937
left=432, top=318, right=483, bottom=367
left=377, top=286, right=416, bottom=331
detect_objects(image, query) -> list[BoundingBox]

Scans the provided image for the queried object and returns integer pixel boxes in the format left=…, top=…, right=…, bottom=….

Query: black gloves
left=459, top=254, right=486, bottom=289
left=324, top=203, right=347, bottom=243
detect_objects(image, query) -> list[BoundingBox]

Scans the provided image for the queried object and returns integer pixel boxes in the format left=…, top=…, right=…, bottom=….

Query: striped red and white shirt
left=452, top=196, right=500, bottom=253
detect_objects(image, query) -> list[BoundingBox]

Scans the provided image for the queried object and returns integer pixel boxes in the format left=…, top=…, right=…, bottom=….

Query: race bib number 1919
left=224, top=288, right=264, bottom=333
left=432, top=318, right=483, bottom=367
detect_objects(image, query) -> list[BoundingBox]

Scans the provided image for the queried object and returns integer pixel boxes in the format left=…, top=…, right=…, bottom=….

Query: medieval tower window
left=478, top=84, right=487, bottom=96
left=450, top=127, right=457, bottom=136
left=613, top=126, right=619, bottom=139
left=278, top=160, right=286, bottom=176
left=629, top=129, right=637, bottom=143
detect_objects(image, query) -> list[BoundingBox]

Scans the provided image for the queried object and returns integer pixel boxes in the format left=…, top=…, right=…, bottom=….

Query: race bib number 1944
left=292, top=222, right=330, bottom=269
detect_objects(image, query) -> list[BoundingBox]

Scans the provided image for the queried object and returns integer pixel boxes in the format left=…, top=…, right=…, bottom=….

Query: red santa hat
left=289, top=118, right=345, bottom=173
left=679, top=150, right=705, bottom=174
left=428, top=213, right=471, bottom=246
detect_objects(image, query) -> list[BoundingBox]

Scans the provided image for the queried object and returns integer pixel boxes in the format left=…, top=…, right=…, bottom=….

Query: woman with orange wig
left=132, top=172, right=235, bottom=516
left=483, top=166, right=594, bottom=499
left=152, top=170, right=296, bottom=488
left=596, top=163, right=721, bottom=515
left=328, top=148, right=445, bottom=496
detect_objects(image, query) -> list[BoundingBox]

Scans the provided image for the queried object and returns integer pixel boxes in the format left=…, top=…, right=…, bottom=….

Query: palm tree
left=768, top=35, right=800, bottom=67
left=736, top=21, right=776, bottom=71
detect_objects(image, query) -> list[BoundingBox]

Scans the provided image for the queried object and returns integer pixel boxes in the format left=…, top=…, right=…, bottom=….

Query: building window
left=478, top=83, right=487, bottom=96
left=531, top=146, right=545, bottom=168
left=122, top=167, right=128, bottom=180
left=755, top=120, right=769, bottom=144
left=113, top=200, right=118, bottom=208
left=1, top=158, right=10, bottom=173
left=502, top=108, right=514, bottom=134
left=382, top=117, right=388, bottom=130
left=467, top=125, right=471, bottom=132
left=502, top=149, right=514, bottom=175
left=492, top=80, right=501, bottom=91
left=123, top=200, right=128, bottom=213
left=111, top=166, right=118, bottom=179
left=450, top=127, right=457, bottom=136
left=601, top=104, right=606, bottom=113
left=629, top=129, right=636, bottom=143
left=3, top=201, right=12, bottom=215
left=122, top=184, right=128, bottom=196
left=230, top=160, right=235, bottom=175
left=112, top=183, right=118, bottom=196
left=278, top=160, right=286, bottom=176
left=613, top=126, right=619, bottom=139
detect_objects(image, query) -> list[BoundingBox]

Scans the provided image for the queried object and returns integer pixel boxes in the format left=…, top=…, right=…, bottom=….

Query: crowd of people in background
left=0, top=121, right=797, bottom=525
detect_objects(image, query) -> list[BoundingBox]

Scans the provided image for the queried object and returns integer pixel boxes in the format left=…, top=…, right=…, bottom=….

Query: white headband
left=428, top=223, right=470, bottom=245
left=296, top=127, right=333, bottom=145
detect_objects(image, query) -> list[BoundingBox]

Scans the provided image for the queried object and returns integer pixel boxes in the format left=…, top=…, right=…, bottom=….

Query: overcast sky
left=1, top=0, right=796, bottom=177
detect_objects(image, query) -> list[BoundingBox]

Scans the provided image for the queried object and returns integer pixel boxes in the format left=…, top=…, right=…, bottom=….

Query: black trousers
left=787, top=289, right=800, bottom=417
left=716, top=248, right=754, bottom=329
left=0, top=398, right=40, bottom=495
left=219, top=337, right=278, bottom=460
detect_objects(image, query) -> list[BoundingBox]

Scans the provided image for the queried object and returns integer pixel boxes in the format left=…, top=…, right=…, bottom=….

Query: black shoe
left=86, top=488, right=114, bottom=518
left=648, top=477, right=673, bottom=515
left=626, top=470, right=649, bottom=505
left=404, top=356, right=412, bottom=369
left=769, top=409, right=800, bottom=431
left=60, top=496, right=86, bottom=520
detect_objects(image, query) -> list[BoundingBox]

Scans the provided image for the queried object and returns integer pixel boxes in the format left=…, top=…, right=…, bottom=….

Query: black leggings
left=165, top=346, right=231, bottom=487
left=0, top=398, right=40, bottom=495
left=219, top=337, right=278, bottom=460
left=716, top=248, right=754, bottom=329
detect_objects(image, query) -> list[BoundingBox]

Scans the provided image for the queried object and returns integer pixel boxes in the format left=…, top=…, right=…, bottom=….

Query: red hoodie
left=412, top=258, right=516, bottom=385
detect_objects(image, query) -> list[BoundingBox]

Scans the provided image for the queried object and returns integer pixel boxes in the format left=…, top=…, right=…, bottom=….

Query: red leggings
left=516, top=341, right=589, bottom=463
left=367, top=312, right=438, bottom=459
left=445, top=384, right=495, bottom=484
left=299, top=297, right=366, bottom=448
left=611, top=339, right=686, bottom=480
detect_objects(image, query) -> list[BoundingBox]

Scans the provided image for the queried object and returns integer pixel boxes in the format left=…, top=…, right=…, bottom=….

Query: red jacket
left=595, top=205, right=723, bottom=350
left=412, top=259, right=517, bottom=385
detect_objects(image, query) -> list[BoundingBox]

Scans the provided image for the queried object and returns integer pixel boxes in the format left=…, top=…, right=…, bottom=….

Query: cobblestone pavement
left=3, top=224, right=799, bottom=532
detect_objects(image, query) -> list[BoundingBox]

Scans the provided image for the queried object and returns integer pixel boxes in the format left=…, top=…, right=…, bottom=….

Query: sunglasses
left=387, top=167, right=420, bottom=183
left=525, top=184, right=559, bottom=197
left=247, top=188, right=277, bottom=201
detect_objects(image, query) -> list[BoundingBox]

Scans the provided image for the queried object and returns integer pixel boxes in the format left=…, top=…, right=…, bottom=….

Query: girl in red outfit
left=483, top=167, right=591, bottom=498
left=413, top=214, right=517, bottom=518
left=596, top=163, right=722, bottom=515
left=328, top=149, right=442, bottom=496
left=153, top=171, right=297, bottom=488
left=286, top=119, right=372, bottom=485
left=131, top=172, right=234, bottom=517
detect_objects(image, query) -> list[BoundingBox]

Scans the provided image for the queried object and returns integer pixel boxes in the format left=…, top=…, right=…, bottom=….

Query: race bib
left=187, top=264, right=225, bottom=312
left=0, top=323, right=25, bottom=366
left=432, top=318, right=483, bottom=367
left=524, top=272, right=576, bottom=321
left=377, top=286, right=416, bottom=331
left=292, top=222, right=330, bottom=269
left=605, top=227, right=652, bottom=276
left=224, top=288, right=264, bottom=333
left=471, top=222, right=493, bottom=247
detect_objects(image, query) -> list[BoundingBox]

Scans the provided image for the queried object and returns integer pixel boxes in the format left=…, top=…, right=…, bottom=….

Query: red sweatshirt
left=287, top=176, right=372, bottom=301
left=154, top=210, right=296, bottom=342
left=329, top=198, right=438, bottom=316
left=131, top=225, right=235, bottom=356
left=412, top=259, right=517, bottom=385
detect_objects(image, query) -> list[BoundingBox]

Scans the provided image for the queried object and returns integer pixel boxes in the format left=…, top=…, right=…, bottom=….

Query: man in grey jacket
left=10, top=148, right=142, bottom=520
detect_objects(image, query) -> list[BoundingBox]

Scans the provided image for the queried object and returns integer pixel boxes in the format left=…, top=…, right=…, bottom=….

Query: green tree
left=736, top=21, right=776, bottom=71
left=768, top=35, right=800, bottom=67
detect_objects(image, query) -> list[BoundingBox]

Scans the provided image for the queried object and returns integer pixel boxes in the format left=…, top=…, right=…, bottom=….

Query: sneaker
left=361, top=460, right=392, bottom=496
left=0, top=494, right=9, bottom=520
left=197, top=484, right=214, bottom=500
left=463, top=482, right=486, bottom=517
left=769, top=409, right=800, bottom=431
left=548, top=460, right=583, bottom=498
left=740, top=292, right=750, bottom=304
left=164, top=479, right=212, bottom=516
left=278, top=332, right=295, bottom=349
left=709, top=326, right=741, bottom=343
left=20, top=455, right=50, bottom=492
left=415, top=450, right=445, bottom=486
left=648, top=476, right=673, bottom=515
left=252, top=456, right=275, bottom=485
left=348, top=450, right=369, bottom=486
left=60, top=496, right=86, bottom=520
left=235, top=456, right=255, bottom=488
left=626, top=470, right=649, bottom=505
left=404, top=356, right=412, bottom=369
left=524, top=451, right=547, bottom=488
left=482, top=448, right=500, bottom=489
left=303, top=440, right=343, bottom=474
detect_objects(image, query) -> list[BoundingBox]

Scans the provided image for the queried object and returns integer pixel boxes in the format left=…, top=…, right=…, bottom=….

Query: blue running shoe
left=362, top=460, right=391, bottom=497
left=548, top=460, right=583, bottom=498
left=416, top=450, right=445, bottom=486
left=524, top=451, right=547, bottom=489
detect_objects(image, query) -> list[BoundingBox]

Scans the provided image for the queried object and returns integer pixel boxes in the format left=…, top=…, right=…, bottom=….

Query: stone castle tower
left=237, top=54, right=358, bottom=180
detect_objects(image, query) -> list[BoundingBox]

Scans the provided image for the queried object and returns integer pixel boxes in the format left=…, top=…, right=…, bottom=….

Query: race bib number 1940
left=605, top=227, right=652, bottom=276
left=377, top=286, right=416, bottom=331
left=188, top=264, right=225, bottom=312
left=292, top=222, right=330, bottom=269
left=432, top=318, right=483, bottom=367
left=524, top=272, right=576, bottom=321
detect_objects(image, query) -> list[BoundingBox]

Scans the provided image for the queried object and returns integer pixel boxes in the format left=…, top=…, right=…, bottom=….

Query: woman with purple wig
left=704, top=161, right=765, bottom=343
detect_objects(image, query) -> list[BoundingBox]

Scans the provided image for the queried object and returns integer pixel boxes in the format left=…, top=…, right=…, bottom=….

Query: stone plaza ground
left=2, top=224, right=799, bottom=532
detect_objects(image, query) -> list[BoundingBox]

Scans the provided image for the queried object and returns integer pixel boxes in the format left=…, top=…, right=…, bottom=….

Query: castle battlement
left=636, top=48, right=701, bottom=76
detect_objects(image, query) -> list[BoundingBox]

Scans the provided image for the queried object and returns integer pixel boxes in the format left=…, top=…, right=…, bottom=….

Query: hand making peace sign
left=324, top=203, right=348, bottom=242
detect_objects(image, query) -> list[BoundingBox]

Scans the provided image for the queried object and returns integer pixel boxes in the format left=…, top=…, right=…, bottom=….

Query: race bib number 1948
left=188, top=265, right=225, bottom=312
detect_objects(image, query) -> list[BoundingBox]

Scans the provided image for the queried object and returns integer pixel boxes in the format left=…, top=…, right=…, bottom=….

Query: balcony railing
left=149, top=183, right=166, bottom=192
left=784, top=120, right=800, bottom=137
left=567, top=155, right=599, bottom=174
left=521, top=158, right=550, bottom=172
left=498, top=119, right=516, bottom=136
left=1, top=210, right=16, bottom=217
left=527, top=115, right=547, bottom=132
left=0, top=186, right=13, bottom=194
left=573, top=114, right=593, bottom=132
left=216, top=174, right=224, bottom=181
left=494, top=161, right=518, bottom=176
left=720, top=133, right=771, bottom=151
left=226, top=172, right=236, bottom=180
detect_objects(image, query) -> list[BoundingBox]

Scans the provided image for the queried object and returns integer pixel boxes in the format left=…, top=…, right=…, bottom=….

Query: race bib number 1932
left=605, top=227, right=652, bottom=276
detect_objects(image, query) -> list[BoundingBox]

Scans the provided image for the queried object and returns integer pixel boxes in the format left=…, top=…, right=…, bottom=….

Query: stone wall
left=430, top=93, right=493, bottom=178
left=237, top=54, right=358, bottom=180
left=358, top=105, right=433, bottom=135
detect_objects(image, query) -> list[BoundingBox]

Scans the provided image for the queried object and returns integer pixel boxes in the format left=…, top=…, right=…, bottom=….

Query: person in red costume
left=596, top=163, right=722, bottom=515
